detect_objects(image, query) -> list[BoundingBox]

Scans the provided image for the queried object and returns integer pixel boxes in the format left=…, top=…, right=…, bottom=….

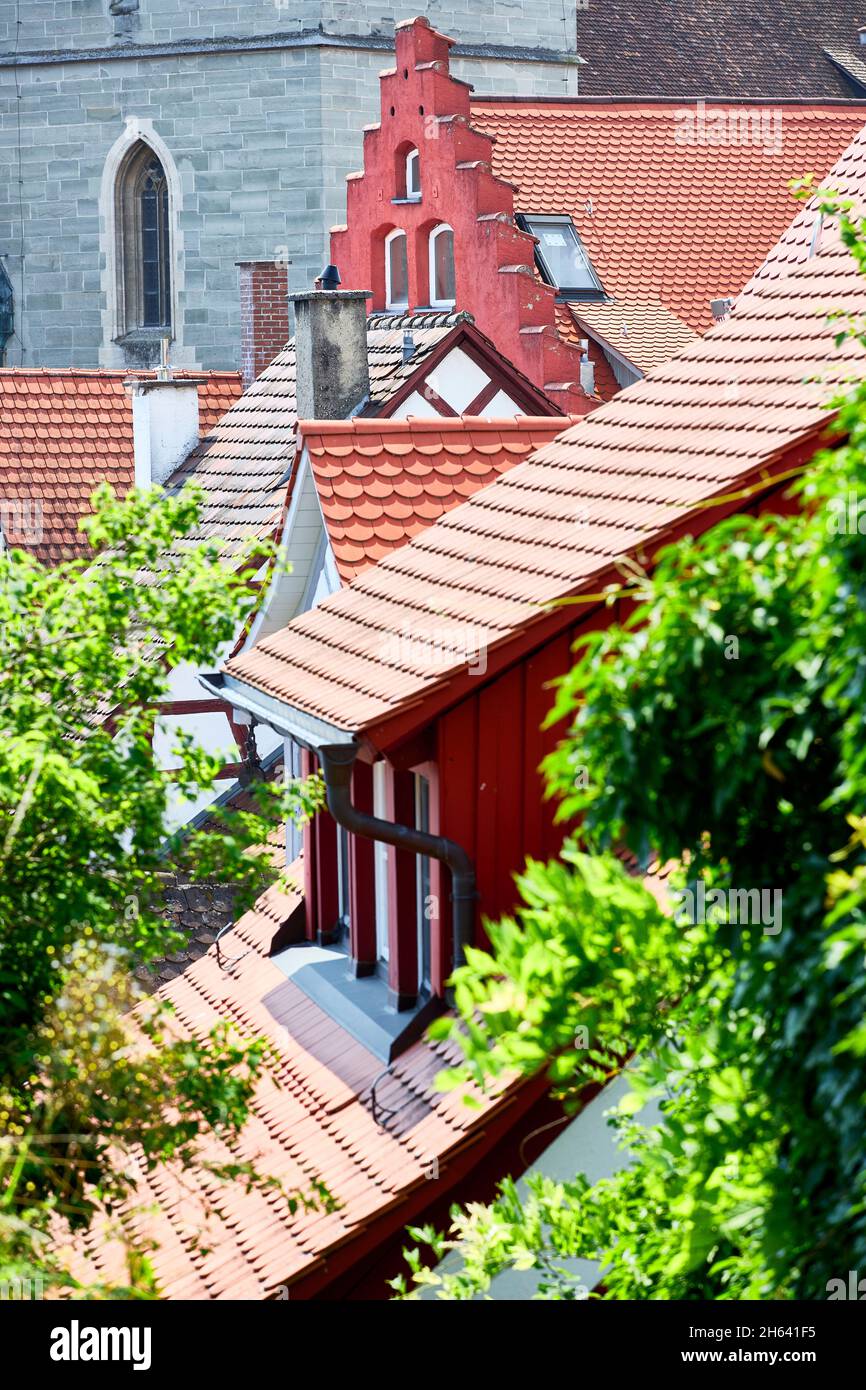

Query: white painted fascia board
left=572, top=319, right=644, bottom=382
left=246, top=444, right=323, bottom=648
left=200, top=671, right=358, bottom=751
left=323, top=538, right=341, bottom=593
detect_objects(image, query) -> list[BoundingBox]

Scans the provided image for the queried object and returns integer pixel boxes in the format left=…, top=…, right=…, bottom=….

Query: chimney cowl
left=318, top=263, right=341, bottom=291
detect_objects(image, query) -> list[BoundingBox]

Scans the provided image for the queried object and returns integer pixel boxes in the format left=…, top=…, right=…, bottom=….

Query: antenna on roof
left=157, top=334, right=172, bottom=381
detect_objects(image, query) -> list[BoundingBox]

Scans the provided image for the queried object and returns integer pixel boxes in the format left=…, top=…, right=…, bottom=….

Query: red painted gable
left=330, top=17, right=592, bottom=416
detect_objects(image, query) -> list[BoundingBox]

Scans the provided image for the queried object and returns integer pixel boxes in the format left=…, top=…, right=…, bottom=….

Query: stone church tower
left=0, top=3, right=578, bottom=370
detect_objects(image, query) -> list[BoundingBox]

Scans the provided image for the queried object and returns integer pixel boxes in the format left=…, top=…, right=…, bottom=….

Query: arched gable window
left=385, top=228, right=409, bottom=311
left=429, top=224, right=455, bottom=309
left=116, top=142, right=172, bottom=335
left=406, top=149, right=421, bottom=200
left=394, top=144, right=421, bottom=201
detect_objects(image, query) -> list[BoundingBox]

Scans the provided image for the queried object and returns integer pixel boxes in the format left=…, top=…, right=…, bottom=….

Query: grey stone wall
left=0, top=4, right=578, bottom=369
left=0, top=2, right=575, bottom=56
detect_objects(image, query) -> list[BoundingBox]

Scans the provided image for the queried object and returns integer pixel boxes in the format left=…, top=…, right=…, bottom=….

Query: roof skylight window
left=520, top=214, right=605, bottom=300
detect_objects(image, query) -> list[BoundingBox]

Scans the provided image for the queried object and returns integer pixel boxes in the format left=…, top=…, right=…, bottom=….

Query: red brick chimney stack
left=237, top=260, right=291, bottom=387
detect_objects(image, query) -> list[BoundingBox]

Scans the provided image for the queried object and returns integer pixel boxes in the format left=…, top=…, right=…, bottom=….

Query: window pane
left=407, top=150, right=420, bottom=197
left=528, top=218, right=598, bottom=291
left=433, top=228, right=455, bottom=303
left=388, top=233, right=408, bottom=306
left=138, top=157, right=170, bottom=328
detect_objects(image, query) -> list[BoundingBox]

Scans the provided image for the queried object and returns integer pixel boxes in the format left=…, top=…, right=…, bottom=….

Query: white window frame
left=428, top=223, right=455, bottom=310
left=384, top=228, right=409, bottom=311
left=406, top=148, right=421, bottom=200
left=373, top=762, right=390, bottom=963
left=415, top=774, right=432, bottom=996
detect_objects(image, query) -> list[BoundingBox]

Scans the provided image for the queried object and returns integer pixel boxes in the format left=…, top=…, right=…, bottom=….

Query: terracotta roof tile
left=0, top=370, right=242, bottom=563
left=224, top=123, right=866, bottom=740
left=164, top=314, right=468, bottom=559
left=302, top=415, right=576, bottom=582
left=471, top=98, right=866, bottom=343
left=56, top=872, right=516, bottom=1300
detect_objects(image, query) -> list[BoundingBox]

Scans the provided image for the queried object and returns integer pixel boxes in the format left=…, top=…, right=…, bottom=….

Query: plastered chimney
left=289, top=288, right=371, bottom=420
left=126, top=375, right=203, bottom=487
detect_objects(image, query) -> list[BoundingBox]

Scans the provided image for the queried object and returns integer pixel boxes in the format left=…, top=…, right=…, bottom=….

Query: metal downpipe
left=317, top=743, right=476, bottom=976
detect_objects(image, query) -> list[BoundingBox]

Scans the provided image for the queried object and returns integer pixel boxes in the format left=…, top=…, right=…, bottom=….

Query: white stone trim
left=98, top=117, right=193, bottom=368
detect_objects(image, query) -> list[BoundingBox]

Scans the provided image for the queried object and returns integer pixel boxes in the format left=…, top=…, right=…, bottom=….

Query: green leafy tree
left=0, top=486, right=324, bottom=1297
left=395, top=191, right=866, bottom=1300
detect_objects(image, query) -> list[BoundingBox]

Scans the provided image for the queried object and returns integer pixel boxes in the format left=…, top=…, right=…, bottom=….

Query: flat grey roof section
left=425, top=1065, right=663, bottom=1299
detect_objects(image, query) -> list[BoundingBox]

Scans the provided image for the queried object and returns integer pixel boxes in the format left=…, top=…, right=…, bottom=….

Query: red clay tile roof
left=303, top=415, right=578, bottom=582
left=165, top=313, right=472, bottom=556
left=470, top=98, right=866, bottom=338
left=222, top=125, right=866, bottom=742
left=568, top=300, right=697, bottom=376
left=57, top=874, right=516, bottom=1300
left=0, top=369, right=242, bottom=563
left=573, top=1, right=866, bottom=99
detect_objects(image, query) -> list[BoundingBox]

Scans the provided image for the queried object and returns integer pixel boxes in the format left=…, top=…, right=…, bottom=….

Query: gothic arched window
left=116, top=143, right=172, bottom=336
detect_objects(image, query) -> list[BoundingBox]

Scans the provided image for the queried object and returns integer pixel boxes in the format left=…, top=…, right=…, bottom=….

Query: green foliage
left=0, top=486, right=324, bottom=1296
left=397, top=194, right=866, bottom=1300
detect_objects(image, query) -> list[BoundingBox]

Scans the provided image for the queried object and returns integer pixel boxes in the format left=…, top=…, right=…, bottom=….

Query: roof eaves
left=201, top=670, right=359, bottom=750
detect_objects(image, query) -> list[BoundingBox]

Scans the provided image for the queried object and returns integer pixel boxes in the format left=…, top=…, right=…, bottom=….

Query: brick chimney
left=289, top=288, right=371, bottom=420
left=237, top=260, right=291, bottom=387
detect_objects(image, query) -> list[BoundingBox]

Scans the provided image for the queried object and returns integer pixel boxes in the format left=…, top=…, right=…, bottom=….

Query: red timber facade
left=287, top=457, right=809, bottom=1013
left=66, top=118, right=866, bottom=1302
left=329, top=17, right=594, bottom=416
left=220, top=119, right=866, bottom=1035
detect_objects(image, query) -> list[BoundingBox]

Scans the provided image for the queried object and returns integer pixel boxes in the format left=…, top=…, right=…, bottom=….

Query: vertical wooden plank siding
left=476, top=664, right=525, bottom=929
left=348, top=760, right=377, bottom=973
left=301, top=749, right=318, bottom=941
left=436, top=694, right=479, bottom=981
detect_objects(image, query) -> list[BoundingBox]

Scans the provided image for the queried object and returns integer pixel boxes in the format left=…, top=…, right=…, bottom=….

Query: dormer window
left=429, top=223, right=455, bottom=309
left=406, top=149, right=421, bottom=200
left=520, top=214, right=605, bottom=301
left=385, top=228, right=409, bottom=310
